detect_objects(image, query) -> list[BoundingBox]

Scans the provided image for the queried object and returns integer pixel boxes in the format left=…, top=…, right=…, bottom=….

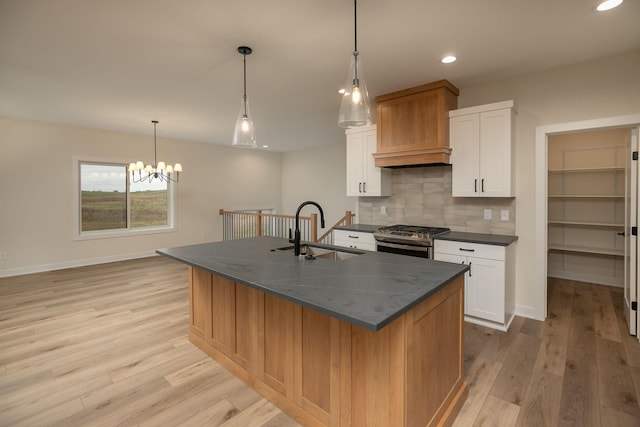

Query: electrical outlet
left=380, top=206, right=387, bottom=215
left=501, top=210, right=509, bottom=221
left=484, top=209, right=492, bottom=220
left=0, top=251, right=6, bottom=261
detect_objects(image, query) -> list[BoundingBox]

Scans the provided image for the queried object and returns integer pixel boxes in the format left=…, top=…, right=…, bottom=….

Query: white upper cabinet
left=449, top=101, right=515, bottom=197
left=346, top=125, right=391, bottom=197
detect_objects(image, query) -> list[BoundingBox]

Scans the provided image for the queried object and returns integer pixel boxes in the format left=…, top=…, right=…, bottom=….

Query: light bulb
left=241, top=117, right=249, bottom=132
left=352, top=86, right=362, bottom=104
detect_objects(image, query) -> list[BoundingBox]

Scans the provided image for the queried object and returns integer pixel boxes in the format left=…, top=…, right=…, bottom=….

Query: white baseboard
left=0, top=250, right=158, bottom=278
left=515, top=304, right=537, bottom=320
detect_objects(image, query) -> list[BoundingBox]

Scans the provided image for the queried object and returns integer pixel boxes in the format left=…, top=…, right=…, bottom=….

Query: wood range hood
left=373, top=79, right=459, bottom=167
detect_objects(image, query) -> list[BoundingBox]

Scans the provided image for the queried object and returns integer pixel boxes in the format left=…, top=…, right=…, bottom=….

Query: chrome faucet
left=289, top=201, right=325, bottom=256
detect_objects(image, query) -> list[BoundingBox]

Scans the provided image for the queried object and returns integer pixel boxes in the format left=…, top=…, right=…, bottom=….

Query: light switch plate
left=380, top=206, right=387, bottom=215
left=484, top=209, right=492, bottom=220
left=501, top=210, right=509, bottom=221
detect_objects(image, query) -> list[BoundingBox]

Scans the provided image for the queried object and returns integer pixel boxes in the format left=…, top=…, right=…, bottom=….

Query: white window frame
left=72, top=156, right=177, bottom=241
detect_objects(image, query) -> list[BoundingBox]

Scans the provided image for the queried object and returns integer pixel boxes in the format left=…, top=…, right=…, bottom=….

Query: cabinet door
left=450, top=114, right=480, bottom=197
left=346, top=131, right=365, bottom=196
left=434, top=252, right=468, bottom=313
left=466, top=257, right=505, bottom=323
left=479, top=108, right=513, bottom=197
left=363, top=130, right=383, bottom=196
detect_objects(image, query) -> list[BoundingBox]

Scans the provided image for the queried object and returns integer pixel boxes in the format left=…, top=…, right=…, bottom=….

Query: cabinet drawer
left=434, top=239, right=504, bottom=261
left=334, top=230, right=376, bottom=251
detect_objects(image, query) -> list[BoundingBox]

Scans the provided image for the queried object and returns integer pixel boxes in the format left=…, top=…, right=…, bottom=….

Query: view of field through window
left=80, top=163, right=168, bottom=232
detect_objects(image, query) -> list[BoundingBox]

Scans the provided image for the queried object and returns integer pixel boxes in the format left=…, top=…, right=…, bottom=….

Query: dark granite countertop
left=434, top=231, right=518, bottom=246
left=157, top=236, right=468, bottom=331
left=333, top=223, right=380, bottom=233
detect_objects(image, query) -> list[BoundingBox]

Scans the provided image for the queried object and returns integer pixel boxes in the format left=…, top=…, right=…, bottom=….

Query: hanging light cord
left=152, top=120, right=158, bottom=167
left=242, top=52, right=248, bottom=116
left=353, top=0, right=359, bottom=82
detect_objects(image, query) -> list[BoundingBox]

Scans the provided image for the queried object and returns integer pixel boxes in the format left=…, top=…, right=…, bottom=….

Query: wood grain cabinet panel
left=263, top=294, right=294, bottom=397
left=189, top=267, right=211, bottom=339
left=187, top=268, right=467, bottom=427
left=234, top=284, right=263, bottom=375
left=373, top=79, right=459, bottom=167
left=209, top=274, right=236, bottom=356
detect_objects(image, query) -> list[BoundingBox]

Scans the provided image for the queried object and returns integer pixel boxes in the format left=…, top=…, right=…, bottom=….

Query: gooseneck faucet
left=289, top=201, right=325, bottom=256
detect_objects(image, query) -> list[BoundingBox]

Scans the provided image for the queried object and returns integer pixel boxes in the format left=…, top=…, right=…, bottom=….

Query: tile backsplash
left=358, top=166, right=516, bottom=235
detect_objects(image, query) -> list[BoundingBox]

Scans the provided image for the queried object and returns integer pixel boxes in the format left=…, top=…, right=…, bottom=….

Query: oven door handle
left=375, top=241, right=430, bottom=252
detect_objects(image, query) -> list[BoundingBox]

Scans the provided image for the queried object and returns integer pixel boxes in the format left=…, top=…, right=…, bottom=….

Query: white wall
left=281, top=143, right=357, bottom=233
left=457, top=49, right=640, bottom=316
left=0, top=117, right=283, bottom=275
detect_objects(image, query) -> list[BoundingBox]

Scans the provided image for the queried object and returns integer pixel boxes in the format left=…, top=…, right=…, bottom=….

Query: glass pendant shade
left=338, top=51, right=371, bottom=128
left=232, top=96, right=256, bottom=148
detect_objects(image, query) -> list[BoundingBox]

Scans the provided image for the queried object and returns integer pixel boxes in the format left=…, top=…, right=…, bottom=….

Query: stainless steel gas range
left=373, top=224, right=450, bottom=259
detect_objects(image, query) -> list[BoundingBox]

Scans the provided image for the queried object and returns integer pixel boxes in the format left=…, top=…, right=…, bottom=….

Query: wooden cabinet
left=346, top=125, right=391, bottom=197
left=449, top=101, right=515, bottom=197
left=372, top=80, right=459, bottom=167
left=333, top=229, right=376, bottom=251
left=434, top=239, right=516, bottom=331
left=547, top=136, right=627, bottom=286
left=187, top=266, right=467, bottom=427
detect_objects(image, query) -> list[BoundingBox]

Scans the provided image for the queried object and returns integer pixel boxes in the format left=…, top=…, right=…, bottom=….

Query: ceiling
left=1, top=0, right=639, bottom=152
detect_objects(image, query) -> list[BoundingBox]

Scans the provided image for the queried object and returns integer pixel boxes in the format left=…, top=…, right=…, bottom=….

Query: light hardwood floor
left=1, top=257, right=639, bottom=426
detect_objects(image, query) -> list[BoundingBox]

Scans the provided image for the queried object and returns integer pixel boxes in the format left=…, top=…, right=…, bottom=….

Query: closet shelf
left=548, top=166, right=624, bottom=173
left=548, top=244, right=624, bottom=256
left=548, top=194, right=624, bottom=199
left=547, top=220, right=624, bottom=227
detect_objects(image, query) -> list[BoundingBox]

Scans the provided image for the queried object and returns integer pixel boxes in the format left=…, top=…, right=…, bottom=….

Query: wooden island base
left=188, top=266, right=467, bottom=427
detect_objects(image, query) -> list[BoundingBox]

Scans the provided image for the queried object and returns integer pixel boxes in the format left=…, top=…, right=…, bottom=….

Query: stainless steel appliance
left=373, top=224, right=450, bottom=258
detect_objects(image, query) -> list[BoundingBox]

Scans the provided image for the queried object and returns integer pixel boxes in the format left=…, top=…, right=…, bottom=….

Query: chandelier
left=129, top=120, right=182, bottom=183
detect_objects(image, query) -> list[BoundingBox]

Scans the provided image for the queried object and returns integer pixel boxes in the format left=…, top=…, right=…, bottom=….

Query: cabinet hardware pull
left=617, top=231, right=625, bottom=236
left=348, top=235, right=359, bottom=239
left=481, top=179, right=485, bottom=192
left=459, top=248, right=475, bottom=252
left=474, top=179, right=477, bottom=193
left=359, top=182, right=362, bottom=193
left=469, top=261, right=472, bottom=277
left=363, top=182, right=366, bottom=193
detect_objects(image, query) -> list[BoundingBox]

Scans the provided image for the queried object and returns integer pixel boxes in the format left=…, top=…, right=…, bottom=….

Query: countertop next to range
left=335, top=224, right=518, bottom=246
left=157, top=236, right=468, bottom=332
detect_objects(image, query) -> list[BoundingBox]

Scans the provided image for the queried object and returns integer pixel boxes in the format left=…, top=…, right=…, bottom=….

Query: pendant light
left=338, top=0, right=371, bottom=128
left=129, top=120, right=182, bottom=183
left=233, top=46, right=257, bottom=148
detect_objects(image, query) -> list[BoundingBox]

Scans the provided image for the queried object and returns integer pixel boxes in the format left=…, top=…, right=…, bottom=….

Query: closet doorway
left=534, top=115, right=640, bottom=339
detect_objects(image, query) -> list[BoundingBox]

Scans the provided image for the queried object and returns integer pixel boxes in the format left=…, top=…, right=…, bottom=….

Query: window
left=75, top=160, right=175, bottom=239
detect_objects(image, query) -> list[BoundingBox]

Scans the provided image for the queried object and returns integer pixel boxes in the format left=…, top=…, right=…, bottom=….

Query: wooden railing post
left=310, top=213, right=318, bottom=242
left=256, top=210, right=262, bottom=237
left=345, top=211, right=352, bottom=225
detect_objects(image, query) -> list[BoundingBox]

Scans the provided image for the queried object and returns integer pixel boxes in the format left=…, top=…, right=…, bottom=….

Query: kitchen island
left=157, top=236, right=469, bottom=427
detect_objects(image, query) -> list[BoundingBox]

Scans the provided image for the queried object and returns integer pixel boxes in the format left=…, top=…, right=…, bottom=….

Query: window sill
left=73, top=225, right=177, bottom=241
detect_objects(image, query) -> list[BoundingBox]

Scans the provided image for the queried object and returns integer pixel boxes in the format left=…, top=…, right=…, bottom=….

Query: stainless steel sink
left=276, top=244, right=363, bottom=261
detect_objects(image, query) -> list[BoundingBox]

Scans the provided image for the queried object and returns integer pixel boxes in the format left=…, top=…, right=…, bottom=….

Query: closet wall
left=547, top=128, right=632, bottom=287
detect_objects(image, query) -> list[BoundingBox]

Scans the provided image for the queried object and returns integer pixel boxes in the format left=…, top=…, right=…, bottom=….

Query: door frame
left=534, top=114, right=640, bottom=321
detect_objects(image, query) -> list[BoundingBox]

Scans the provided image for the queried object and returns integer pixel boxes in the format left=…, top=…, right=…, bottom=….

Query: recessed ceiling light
left=441, top=55, right=457, bottom=64
left=262, top=145, right=269, bottom=148
left=596, top=0, right=623, bottom=11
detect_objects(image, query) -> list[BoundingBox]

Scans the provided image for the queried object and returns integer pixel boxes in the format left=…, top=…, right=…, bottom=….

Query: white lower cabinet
left=333, top=230, right=376, bottom=251
left=434, top=239, right=515, bottom=331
